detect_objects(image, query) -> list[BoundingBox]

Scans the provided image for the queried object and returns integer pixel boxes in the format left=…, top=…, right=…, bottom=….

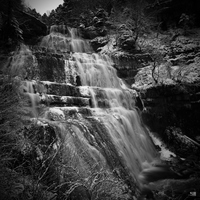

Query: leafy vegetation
left=0, top=74, right=27, bottom=199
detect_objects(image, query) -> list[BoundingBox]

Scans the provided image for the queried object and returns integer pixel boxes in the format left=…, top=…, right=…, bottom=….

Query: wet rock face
left=21, top=47, right=68, bottom=83
left=35, top=53, right=66, bottom=83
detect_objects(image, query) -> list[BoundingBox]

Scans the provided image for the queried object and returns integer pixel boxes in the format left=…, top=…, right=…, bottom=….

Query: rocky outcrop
left=90, top=36, right=109, bottom=52
left=94, top=36, right=153, bottom=84
left=132, top=64, right=200, bottom=199
left=115, top=25, right=137, bottom=52
left=131, top=33, right=200, bottom=158
left=112, top=52, right=152, bottom=83
left=137, top=83, right=200, bottom=156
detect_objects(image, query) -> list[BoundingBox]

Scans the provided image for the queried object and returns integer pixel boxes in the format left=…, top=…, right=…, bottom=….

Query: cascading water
left=66, top=26, right=158, bottom=176
left=17, top=25, right=163, bottom=198
left=40, top=26, right=92, bottom=53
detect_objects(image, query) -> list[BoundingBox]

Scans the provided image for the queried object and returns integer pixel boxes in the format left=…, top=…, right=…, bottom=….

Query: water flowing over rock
left=13, top=25, right=162, bottom=199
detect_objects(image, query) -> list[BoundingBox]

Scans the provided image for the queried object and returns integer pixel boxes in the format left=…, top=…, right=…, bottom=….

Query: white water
left=41, top=26, right=92, bottom=53
left=22, top=80, right=40, bottom=117
left=63, top=27, right=159, bottom=183
left=97, top=107, right=156, bottom=176
left=18, top=26, right=163, bottom=192
left=149, top=132, right=176, bottom=160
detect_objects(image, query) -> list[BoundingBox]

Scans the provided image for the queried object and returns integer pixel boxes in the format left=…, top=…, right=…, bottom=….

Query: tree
left=41, top=0, right=114, bottom=27
left=26, top=8, right=42, bottom=20
left=106, top=0, right=155, bottom=52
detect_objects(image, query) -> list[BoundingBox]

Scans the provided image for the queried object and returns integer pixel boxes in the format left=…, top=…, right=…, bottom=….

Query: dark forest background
left=0, top=0, right=200, bottom=46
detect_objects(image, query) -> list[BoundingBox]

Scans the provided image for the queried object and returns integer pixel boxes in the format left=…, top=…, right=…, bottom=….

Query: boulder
left=90, top=36, right=109, bottom=51
left=80, top=25, right=108, bottom=40
left=116, top=25, right=136, bottom=52
left=97, top=26, right=107, bottom=36
left=164, top=126, right=200, bottom=157
left=111, top=52, right=152, bottom=84
left=120, top=37, right=136, bottom=51
left=93, top=17, right=104, bottom=27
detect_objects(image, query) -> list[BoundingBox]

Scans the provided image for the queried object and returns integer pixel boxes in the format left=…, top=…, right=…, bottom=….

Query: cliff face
left=131, top=30, right=200, bottom=157
left=89, top=22, right=200, bottom=158
left=140, top=83, right=200, bottom=155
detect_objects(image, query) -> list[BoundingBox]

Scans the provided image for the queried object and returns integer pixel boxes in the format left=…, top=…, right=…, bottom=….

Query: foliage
left=150, top=50, right=165, bottom=83
left=107, top=0, right=158, bottom=52
left=0, top=74, right=28, bottom=199
left=0, top=118, right=131, bottom=200
left=41, top=0, right=112, bottom=27
left=44, top=0, right=127, bottom=25
left=0, top=47, right=39, bottom=199
left=55, top=129, right=131, bottom=200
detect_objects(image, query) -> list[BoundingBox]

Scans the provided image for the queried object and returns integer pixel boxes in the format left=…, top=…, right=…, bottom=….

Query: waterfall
left=40, top=25, right=92, bottom=53
left=16, top=25, right=162, bottom=198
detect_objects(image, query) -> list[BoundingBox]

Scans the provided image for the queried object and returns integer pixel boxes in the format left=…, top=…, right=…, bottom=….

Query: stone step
left=44, top=106, right=93, bottom=121
left=41, top=94, right=91, bottom=107
left=39, top=81, right=83, bottom=97
left=22, top=81, right=137, bottom=109
left=70, top=53, right=114, bottom=64
left=22, top=81, right=88, bottom=97
left=24, top=92, right=91, bottom=107
left=86, top=87, right=136, bottom=109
